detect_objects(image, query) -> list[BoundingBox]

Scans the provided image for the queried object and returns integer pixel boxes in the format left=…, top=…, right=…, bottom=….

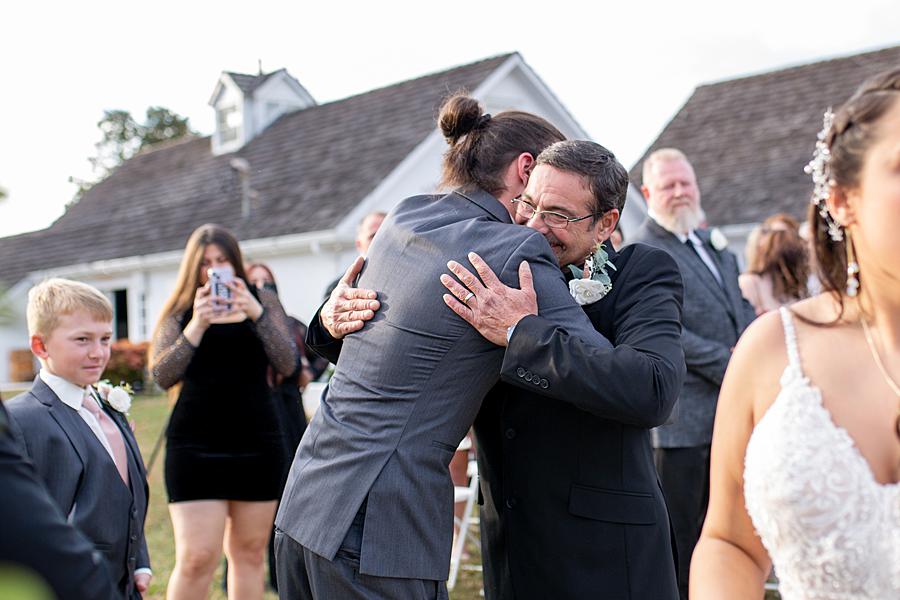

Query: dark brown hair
left=748, top=214, right=809, bottom=303
left=536, top=140, right=630, bottom=220
left=438, top=92, right=565, bottom=196
left=807, top=67, right=900, bottom=313
left=151, top=224, right=248, bottom=342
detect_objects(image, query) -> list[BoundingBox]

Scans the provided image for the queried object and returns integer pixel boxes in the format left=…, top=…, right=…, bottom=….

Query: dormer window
left=217, top=105, right=241, bottom=144
left=209, top=68, right=316, bottom=156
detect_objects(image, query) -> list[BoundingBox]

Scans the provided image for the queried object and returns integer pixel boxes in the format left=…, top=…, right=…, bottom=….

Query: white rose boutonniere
left=567, top=241, right=616, bottom=306
left=97, top=380, right=134, bottom=414
left=709, top=227, right=728, bottom=251
left=569, top=278, right=610, bottom=306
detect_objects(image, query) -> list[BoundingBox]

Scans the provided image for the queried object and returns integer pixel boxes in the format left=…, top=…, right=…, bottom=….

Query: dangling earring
left=845, top=228, right=860, bottom=297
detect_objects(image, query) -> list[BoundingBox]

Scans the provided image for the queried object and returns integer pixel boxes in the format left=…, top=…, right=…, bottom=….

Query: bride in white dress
left=691, top=68, right=900, bottom=599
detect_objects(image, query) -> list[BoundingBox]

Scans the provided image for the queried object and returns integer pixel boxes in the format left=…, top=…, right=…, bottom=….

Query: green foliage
left=75, top=106, right=197, bottom=200
left=90, top=109, right=143, bottom=178
left=141, top=106, right=193, bottom=149
left=0, top=185, right=7, bottom=201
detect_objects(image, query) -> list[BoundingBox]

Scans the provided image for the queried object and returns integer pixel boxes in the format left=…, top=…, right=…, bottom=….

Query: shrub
left=103, top=340, right=149, bottom=391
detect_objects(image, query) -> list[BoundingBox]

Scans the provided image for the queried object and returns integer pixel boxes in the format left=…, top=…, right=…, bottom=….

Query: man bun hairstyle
left=438, top=95, right=484, bottom=144
left=438, top=92, right=565, bottom=196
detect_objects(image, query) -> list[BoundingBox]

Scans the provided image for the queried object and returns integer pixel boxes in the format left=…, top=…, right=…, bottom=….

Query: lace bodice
left=743, top=308, right=900, bottom=599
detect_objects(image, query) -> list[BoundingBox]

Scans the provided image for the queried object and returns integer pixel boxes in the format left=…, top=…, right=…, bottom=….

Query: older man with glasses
left=438, top=140, right=684, bottom=599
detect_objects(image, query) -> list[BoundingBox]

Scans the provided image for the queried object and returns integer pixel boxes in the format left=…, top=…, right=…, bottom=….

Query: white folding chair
left=448, top=456, right=479, bottom=590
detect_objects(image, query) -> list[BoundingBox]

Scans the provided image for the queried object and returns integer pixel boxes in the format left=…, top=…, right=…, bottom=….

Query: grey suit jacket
left=631, top=218, right=755, bottom=447
left=276, top=189, right=611, bottom=580
left=6, top=376, right=151, bottom=597
left=0, top=401, right=119, bottom=600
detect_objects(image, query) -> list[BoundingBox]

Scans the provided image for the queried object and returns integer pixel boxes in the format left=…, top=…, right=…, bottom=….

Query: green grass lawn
left=3, top=390, right=774, bottom=599
left=130, top=394, right=278, bottom=600
left=130, top=394, right=485, bottom=599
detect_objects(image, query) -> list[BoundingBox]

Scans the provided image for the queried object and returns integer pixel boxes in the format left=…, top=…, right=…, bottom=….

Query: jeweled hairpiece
left=804, top=109, right=843, bottom=242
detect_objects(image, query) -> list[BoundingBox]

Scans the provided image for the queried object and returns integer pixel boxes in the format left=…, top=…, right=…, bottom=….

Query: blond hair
left=27, top=278, right=113, bottom=337
left=641, top=147, right=690, bottom=188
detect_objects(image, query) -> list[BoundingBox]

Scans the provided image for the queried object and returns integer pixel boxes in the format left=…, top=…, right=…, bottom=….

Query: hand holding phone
left=207, top=266, right=234, bottom=311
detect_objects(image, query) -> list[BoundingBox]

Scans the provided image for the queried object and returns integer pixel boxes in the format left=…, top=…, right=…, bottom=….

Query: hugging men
left=281, top=133, right=685, bottom=598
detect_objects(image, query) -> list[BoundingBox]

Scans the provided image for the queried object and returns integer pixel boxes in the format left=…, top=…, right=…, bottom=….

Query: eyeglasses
left=511, top=198, right=598, bottom=229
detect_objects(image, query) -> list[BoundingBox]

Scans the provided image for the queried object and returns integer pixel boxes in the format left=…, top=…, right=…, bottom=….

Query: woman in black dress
left=150, top=224, right=297, bottom=600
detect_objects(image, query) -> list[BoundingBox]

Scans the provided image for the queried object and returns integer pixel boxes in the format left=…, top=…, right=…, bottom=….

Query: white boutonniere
left=709, top=228, right=728, bottom=251
left=96, top=380, right=134, bottom=414
left=568, top=242, right=616, bottom=306
left=569, top=278, right=609, bottom=305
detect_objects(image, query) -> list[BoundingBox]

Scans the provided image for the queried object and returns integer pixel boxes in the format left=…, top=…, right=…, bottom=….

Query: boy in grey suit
left=6, top=278, right=151, bottom=598
left=632, top=148, right=755, bottom=600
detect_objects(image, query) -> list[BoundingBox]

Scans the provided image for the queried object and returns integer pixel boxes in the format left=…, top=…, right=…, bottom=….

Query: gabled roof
left=629, top=44, right=900, bottom=226
left=225, top=70, right=280, bottom=95
left=0, top=54, right=514, bottom=288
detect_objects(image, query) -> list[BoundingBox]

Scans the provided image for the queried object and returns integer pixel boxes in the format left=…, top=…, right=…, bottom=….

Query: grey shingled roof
left=225, top=70, right=281, bottom=95
left=0, top=54, right=513, bottom=287
left=629, top=45, right=900, bottom=226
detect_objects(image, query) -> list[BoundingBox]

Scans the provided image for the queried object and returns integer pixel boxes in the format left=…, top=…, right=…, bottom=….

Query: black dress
left=152, top=289, right=298, bottom=502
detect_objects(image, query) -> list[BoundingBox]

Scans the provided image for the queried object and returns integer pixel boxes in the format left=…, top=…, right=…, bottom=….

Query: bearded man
left=631, top=148, right=755, bottom=600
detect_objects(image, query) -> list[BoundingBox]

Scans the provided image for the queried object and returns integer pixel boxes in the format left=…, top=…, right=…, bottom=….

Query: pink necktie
left=83, top=393, right=130, bottom=485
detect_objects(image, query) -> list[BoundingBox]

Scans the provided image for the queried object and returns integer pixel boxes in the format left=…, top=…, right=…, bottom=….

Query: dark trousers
left=274, top=508, right=448, bottom=600
left=654, top=445, right=710, bottom=600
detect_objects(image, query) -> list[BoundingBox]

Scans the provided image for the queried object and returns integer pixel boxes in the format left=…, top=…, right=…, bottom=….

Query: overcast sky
left=0, top=0, right=896, bottom=237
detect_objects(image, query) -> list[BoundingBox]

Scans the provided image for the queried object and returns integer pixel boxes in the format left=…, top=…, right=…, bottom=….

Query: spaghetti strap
left=778, top=306, right=803, bottom=376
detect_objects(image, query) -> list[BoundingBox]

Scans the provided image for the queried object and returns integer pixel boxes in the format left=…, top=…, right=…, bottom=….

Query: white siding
left=251, top=74, right=314, bottom=134
left=211, top=79, right=246, bottom=156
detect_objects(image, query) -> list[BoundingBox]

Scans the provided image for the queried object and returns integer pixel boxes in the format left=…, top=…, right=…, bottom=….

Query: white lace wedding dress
left=743, top=308, right=900, bottom=599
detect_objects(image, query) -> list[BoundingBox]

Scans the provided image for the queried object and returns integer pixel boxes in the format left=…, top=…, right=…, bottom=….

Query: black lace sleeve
left=253, top=288, right=299, bottom=377
left=150, top=314, right=195, bottom=390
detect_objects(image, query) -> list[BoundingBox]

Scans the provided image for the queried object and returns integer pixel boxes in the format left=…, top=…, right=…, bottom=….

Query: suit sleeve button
left=524, top=371, right=533, bottom=382
left=516, top=367, right=526, bottom=378
left=540, top=379, right=548, bottom=389
left=505, top=498, right=518, bottom=509
left=505, top=428, right=516, bottom=439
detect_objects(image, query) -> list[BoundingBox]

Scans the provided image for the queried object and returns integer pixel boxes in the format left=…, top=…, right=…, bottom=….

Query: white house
left=0, top=53, right=646, bottom=383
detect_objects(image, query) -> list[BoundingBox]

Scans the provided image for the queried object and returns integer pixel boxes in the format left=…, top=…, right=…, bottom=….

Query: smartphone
left=208, top=266, right=234, bottom=310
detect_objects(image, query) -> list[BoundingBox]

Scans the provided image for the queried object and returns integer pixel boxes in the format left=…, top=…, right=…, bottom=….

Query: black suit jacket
left=475, top=243, right=685, bottom=600
left=0, top=402, right=118, bottom=600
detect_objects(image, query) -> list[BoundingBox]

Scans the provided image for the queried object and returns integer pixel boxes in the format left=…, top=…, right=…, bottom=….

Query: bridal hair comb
left=804, top=109, right=844, bottom=242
